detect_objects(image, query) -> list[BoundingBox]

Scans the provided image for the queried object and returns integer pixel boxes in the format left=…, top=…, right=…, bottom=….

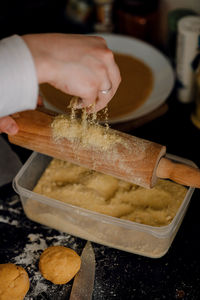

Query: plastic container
left=13, top=152, right=195, bottom=258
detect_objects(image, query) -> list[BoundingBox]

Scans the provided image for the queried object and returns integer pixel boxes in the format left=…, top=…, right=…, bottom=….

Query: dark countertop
left=1, top=95, right=200, bottom=300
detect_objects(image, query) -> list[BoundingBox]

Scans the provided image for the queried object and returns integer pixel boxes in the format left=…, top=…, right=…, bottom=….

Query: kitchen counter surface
left=1, top=96, right=200, bottom=300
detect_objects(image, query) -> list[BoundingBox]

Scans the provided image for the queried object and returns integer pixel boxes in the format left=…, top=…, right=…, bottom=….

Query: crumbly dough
left=0, top=263, right=30, bottom=300
left=51, top=114, right=124, bottom=151
left=39, top=246, right=81, bottom=284
left=33, top=158, right=188, bottom=227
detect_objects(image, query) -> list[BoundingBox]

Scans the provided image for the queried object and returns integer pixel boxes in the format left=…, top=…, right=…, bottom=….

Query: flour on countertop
left=12, top=233, right=78, bottom=299
left=0, top=194, right=84, bottom=299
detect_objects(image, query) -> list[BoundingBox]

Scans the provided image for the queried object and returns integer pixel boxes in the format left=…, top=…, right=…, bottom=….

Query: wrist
left=21, top=34, right=54, bottom=84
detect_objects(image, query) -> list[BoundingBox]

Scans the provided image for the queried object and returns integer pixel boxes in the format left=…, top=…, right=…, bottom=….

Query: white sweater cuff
left=0, top=35, right=38, bottom=117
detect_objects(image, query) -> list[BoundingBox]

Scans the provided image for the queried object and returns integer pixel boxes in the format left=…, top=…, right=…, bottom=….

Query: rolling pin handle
left=156, top=157, right=200, bottom=188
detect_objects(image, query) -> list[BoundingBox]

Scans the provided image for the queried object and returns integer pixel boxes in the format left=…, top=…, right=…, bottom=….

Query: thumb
left=0, top=116, right=19, bottom=135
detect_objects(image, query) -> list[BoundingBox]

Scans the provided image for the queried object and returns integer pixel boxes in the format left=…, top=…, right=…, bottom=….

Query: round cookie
left=0, top=263, right=30, bottom=300
left=39, top=245, right=81, bottom=284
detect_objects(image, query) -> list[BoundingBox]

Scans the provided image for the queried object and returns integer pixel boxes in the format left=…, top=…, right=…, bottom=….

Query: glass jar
left=114, top=0, right=160, bottom=45
left=94, top=0, right=114, bottom=32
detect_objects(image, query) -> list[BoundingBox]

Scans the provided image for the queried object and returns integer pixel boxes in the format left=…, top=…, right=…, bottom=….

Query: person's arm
left=0, top=33, right=121, bottom=135
left=0, top=35, right=38, bottom=117
left=22, top=33, right=121, bottom=111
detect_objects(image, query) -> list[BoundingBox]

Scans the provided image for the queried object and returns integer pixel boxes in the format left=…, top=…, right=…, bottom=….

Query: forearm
left=0, top=33, right=121, bottom=135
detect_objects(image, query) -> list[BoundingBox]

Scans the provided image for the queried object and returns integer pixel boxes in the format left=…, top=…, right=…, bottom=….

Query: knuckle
left=117, top=72, right=122, bottom=85
left=114, top=67, right=122, bottom=85
left=96, top=62, right=107, bottom=75
left=93, top=47, right=114, bottom=62
left=102, top=48, right=114, bottom=60
left=94, top=36, right=107, bottom=45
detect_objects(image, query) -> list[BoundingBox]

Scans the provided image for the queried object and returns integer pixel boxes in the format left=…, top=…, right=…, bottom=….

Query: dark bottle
left=114, top=0, right=160, bottom=46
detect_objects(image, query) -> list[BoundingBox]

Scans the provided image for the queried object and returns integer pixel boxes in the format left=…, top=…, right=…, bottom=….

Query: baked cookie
left=0, top=263, right=29, bottom=300
left=39, top=245, right=81, bottom=284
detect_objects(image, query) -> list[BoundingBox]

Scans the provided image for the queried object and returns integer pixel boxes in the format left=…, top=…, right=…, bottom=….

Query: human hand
left=0, top=116, right=18, bottom=135
left=0, top=96, right=43, bottom=135
left=22, top=33, right=121, bottom=112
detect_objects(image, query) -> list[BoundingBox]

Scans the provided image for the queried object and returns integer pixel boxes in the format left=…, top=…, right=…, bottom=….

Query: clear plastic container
left=13, top=152, right=195, bottom=258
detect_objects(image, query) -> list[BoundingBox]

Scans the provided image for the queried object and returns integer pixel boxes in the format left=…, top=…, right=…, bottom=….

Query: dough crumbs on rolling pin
left=51, top=114, right=126, bottom=151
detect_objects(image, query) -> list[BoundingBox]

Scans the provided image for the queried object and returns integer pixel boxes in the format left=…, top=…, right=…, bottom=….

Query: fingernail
left=5, top=124, right=18, bottom=135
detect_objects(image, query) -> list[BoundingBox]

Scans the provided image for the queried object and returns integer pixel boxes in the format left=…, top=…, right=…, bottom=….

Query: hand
left=0, top=116, right=18, bottom=135
left=0, top=96, right=43, bottom=135
left=22, top=33, right=121, bottom=112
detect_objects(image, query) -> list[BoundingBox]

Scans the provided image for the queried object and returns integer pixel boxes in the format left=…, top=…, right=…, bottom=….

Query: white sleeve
left=0, top=35, right=38, bottom=117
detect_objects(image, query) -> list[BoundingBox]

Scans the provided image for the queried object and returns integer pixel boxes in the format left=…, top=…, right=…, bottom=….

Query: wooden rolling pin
left=8, top=110, right=200, bottom=189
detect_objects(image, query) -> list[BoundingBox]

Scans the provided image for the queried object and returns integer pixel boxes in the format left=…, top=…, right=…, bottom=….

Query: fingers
left=0, top=116, right=18, bottom=135
left=78, top=55, right=113, bottom=109
left=29, top=33, right=121, bottom=112
left=95, top=50, right=121, bottom=112
left=79, top=48, right=121, bottom=112
left=49, top=61, right=99, bottom=107
left=50, top=53, right=120, bottom=112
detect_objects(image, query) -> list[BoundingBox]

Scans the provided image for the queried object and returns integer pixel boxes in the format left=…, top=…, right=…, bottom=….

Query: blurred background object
left=158, top=0, right=200, bottom=48
left=114, top=0, right=160, bottom=46
left=191, top=53, right=200, bottom=128
left=0, top=0, right=67, bottom=38
left=176, top=16, right=200, bottom=103
left=65, top=0, right=94, bottom=33
left=94, top=0, right=114, bottom=33
left=0, top=1, right=199, bottom=48
left=167, top=8, right=197, bottom=65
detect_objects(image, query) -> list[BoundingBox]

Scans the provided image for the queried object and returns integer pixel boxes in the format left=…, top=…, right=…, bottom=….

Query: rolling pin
left=8, top=109, right=200, bottom=189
